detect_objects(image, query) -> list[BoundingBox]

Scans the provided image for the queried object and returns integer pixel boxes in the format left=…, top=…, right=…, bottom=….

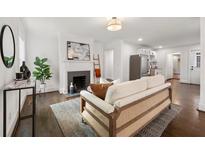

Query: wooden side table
left=3, top=80, right=36, bottom=137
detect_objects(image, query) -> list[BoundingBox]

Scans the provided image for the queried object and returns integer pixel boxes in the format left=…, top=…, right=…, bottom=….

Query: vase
left=20, top=61, right=31, bottom=80
left=39, top=83, right=46, bottom=93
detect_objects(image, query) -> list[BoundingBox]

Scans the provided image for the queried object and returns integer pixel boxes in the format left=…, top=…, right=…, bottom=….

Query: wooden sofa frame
left=80, top=87, right=172, bottom=137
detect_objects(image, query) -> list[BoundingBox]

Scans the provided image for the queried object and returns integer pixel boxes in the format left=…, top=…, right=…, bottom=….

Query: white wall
left=156, top=44, right=200, bottom=83
left=103, top=40, right=138, bottom=81
left=104, top=40, right=123, bottom=81
left=173, top=55, right=180, bottom=74
left=0, top=18, right=27, bottom=137
left=104, top=50, right=114, bottom=79
left=166, top=53, right=174, bottom=79
left=199, top=18, right=205, bottom=111
left=26, top=31, right=59, bottom=92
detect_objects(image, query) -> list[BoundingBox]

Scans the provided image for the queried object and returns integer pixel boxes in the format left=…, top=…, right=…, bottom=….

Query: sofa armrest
left=80, top=90, right=115, bottom=114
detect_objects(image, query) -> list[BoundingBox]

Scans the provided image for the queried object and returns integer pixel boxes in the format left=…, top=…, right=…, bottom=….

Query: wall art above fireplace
left=67, top=41, right=90, bottom=61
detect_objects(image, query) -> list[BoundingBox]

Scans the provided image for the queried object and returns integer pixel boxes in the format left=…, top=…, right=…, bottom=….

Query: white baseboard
left=59, top=88, right=65, bottom=94
left=180, top=79, right=189, bottom=84
left=198, top=103, right=205, bottom=112
left=36, top=84, right=58, bottom=94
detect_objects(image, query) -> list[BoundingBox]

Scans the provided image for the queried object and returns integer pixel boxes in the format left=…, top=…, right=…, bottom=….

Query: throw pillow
left=90, top=83, right=113, bottom=100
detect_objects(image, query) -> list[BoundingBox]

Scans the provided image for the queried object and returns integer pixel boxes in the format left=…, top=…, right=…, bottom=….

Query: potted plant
left=33, top=57, right=52, bottom=92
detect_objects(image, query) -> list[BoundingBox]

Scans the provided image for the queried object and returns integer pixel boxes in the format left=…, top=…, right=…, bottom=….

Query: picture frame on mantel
left=67, top=41, right=90, bottom=61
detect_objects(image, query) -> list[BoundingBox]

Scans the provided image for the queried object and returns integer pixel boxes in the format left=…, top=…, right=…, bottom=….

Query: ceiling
left=22, top=17, right=200, bottom=49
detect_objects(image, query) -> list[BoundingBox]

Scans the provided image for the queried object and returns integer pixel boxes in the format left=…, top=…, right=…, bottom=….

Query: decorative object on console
left=20, top=61, right=31, bottom=79
left=15, top=72, right=23, bottom=80
left=0, top=25, right=15, bottom=68
left=33, top=57, right=52, bottom=92
left=67, top=41, right=90, bottom=61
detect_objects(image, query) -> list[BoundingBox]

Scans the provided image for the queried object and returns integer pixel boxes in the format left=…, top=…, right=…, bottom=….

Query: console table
left=3, top=80, right=36, bottom=137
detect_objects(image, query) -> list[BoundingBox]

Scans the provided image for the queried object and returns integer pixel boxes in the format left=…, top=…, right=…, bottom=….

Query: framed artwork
left=67, top=41, right=90, bottom=61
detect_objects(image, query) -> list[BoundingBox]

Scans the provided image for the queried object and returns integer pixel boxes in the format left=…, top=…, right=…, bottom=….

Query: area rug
left=50, top=97, right=181, bottom=137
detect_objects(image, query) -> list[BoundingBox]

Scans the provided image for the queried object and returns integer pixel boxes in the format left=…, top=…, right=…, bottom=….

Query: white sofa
left=80, top=75, right=172, bottom=137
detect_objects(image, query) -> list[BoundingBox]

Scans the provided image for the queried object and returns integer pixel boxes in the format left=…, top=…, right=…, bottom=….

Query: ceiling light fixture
left=138, top=38, right=143, bottom=41
left=158, top=45, right=163, bottom=49
left=107, top=17, right=122, bottom=31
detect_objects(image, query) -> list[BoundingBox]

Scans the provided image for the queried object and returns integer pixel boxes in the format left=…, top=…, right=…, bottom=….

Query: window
left=196, top=54, right=200, bottom=68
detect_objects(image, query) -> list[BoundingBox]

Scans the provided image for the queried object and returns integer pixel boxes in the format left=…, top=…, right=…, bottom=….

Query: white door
left=104, top=50, right=114, bottom=79
left=189, top=50, right=200, bottom=84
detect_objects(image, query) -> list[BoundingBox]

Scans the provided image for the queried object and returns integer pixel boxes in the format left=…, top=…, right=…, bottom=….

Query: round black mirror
left=0, top=25, right=15, bottom=68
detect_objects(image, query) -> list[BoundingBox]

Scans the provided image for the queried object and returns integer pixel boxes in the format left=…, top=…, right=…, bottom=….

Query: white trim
left=179, top=79, right=189, bottom=84
left=199, top=18, right=205, bottom=111
left=198, top=102, right=205, bottom=111
left=63, top=60, right=93, bottom=63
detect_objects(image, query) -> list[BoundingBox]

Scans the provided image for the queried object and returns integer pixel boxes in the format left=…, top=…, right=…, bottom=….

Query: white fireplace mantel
left=63, top=60, right=93, bottom=63
left=59, top=61, right=94, bottom=94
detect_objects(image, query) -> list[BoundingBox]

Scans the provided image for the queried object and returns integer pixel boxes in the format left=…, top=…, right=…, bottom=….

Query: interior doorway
left=104, top=50, right=114, bottom=79
left=172, top=53, right=181, bottom=80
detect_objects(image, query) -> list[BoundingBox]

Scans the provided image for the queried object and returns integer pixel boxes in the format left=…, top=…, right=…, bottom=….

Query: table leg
left=32, top=87, right=36, bottom=137
left=18, top=90, right=21, bottom=125
left=3, top=90, right=6, bottom=137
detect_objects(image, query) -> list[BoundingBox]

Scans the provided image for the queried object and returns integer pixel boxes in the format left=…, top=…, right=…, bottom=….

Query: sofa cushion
left=143, top=75, right=165, bottom=89
left=90, top=83, right=113, bottom=100
left=105, top=78, right=147, bottom=105
left=114, top=82, right=171, bottom=108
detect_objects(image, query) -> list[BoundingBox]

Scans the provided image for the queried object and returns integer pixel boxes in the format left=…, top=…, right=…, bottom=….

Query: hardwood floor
left=14, top=80, right=205, bottom=137
left=162, top=80, right=205, bottom=137
left=15, top=92, right=68, bottom=137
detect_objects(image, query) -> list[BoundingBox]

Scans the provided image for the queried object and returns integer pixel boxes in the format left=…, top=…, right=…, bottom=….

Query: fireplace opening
left=73, top=76, right=86, bottom=93
left=67, top=71, right=90, bottom=94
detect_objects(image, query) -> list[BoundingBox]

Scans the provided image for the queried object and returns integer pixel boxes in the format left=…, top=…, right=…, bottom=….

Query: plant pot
left=39, top=83, right=46, bottom=93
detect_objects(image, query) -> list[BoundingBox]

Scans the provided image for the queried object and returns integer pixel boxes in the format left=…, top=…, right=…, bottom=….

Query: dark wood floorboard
left=15, top=92, right=69, bottom=137
left=162, top=80, right=205, bottom=137
left=15, top=80, right=205, bottom=137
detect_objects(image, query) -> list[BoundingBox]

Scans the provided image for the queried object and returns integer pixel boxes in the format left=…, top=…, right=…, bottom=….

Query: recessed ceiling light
left=158, top=45, right=163, bottom=49
left=138, top=38, right=143, bottom=41
left=172, top=52, right=181, bottom=55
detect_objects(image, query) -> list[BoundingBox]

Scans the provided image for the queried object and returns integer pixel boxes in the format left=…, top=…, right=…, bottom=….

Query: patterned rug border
left=50, top=97, right=182, bottom=137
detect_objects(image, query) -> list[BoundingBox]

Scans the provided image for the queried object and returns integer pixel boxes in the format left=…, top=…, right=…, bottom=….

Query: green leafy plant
left=33, top=57, right=52, bottom=84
